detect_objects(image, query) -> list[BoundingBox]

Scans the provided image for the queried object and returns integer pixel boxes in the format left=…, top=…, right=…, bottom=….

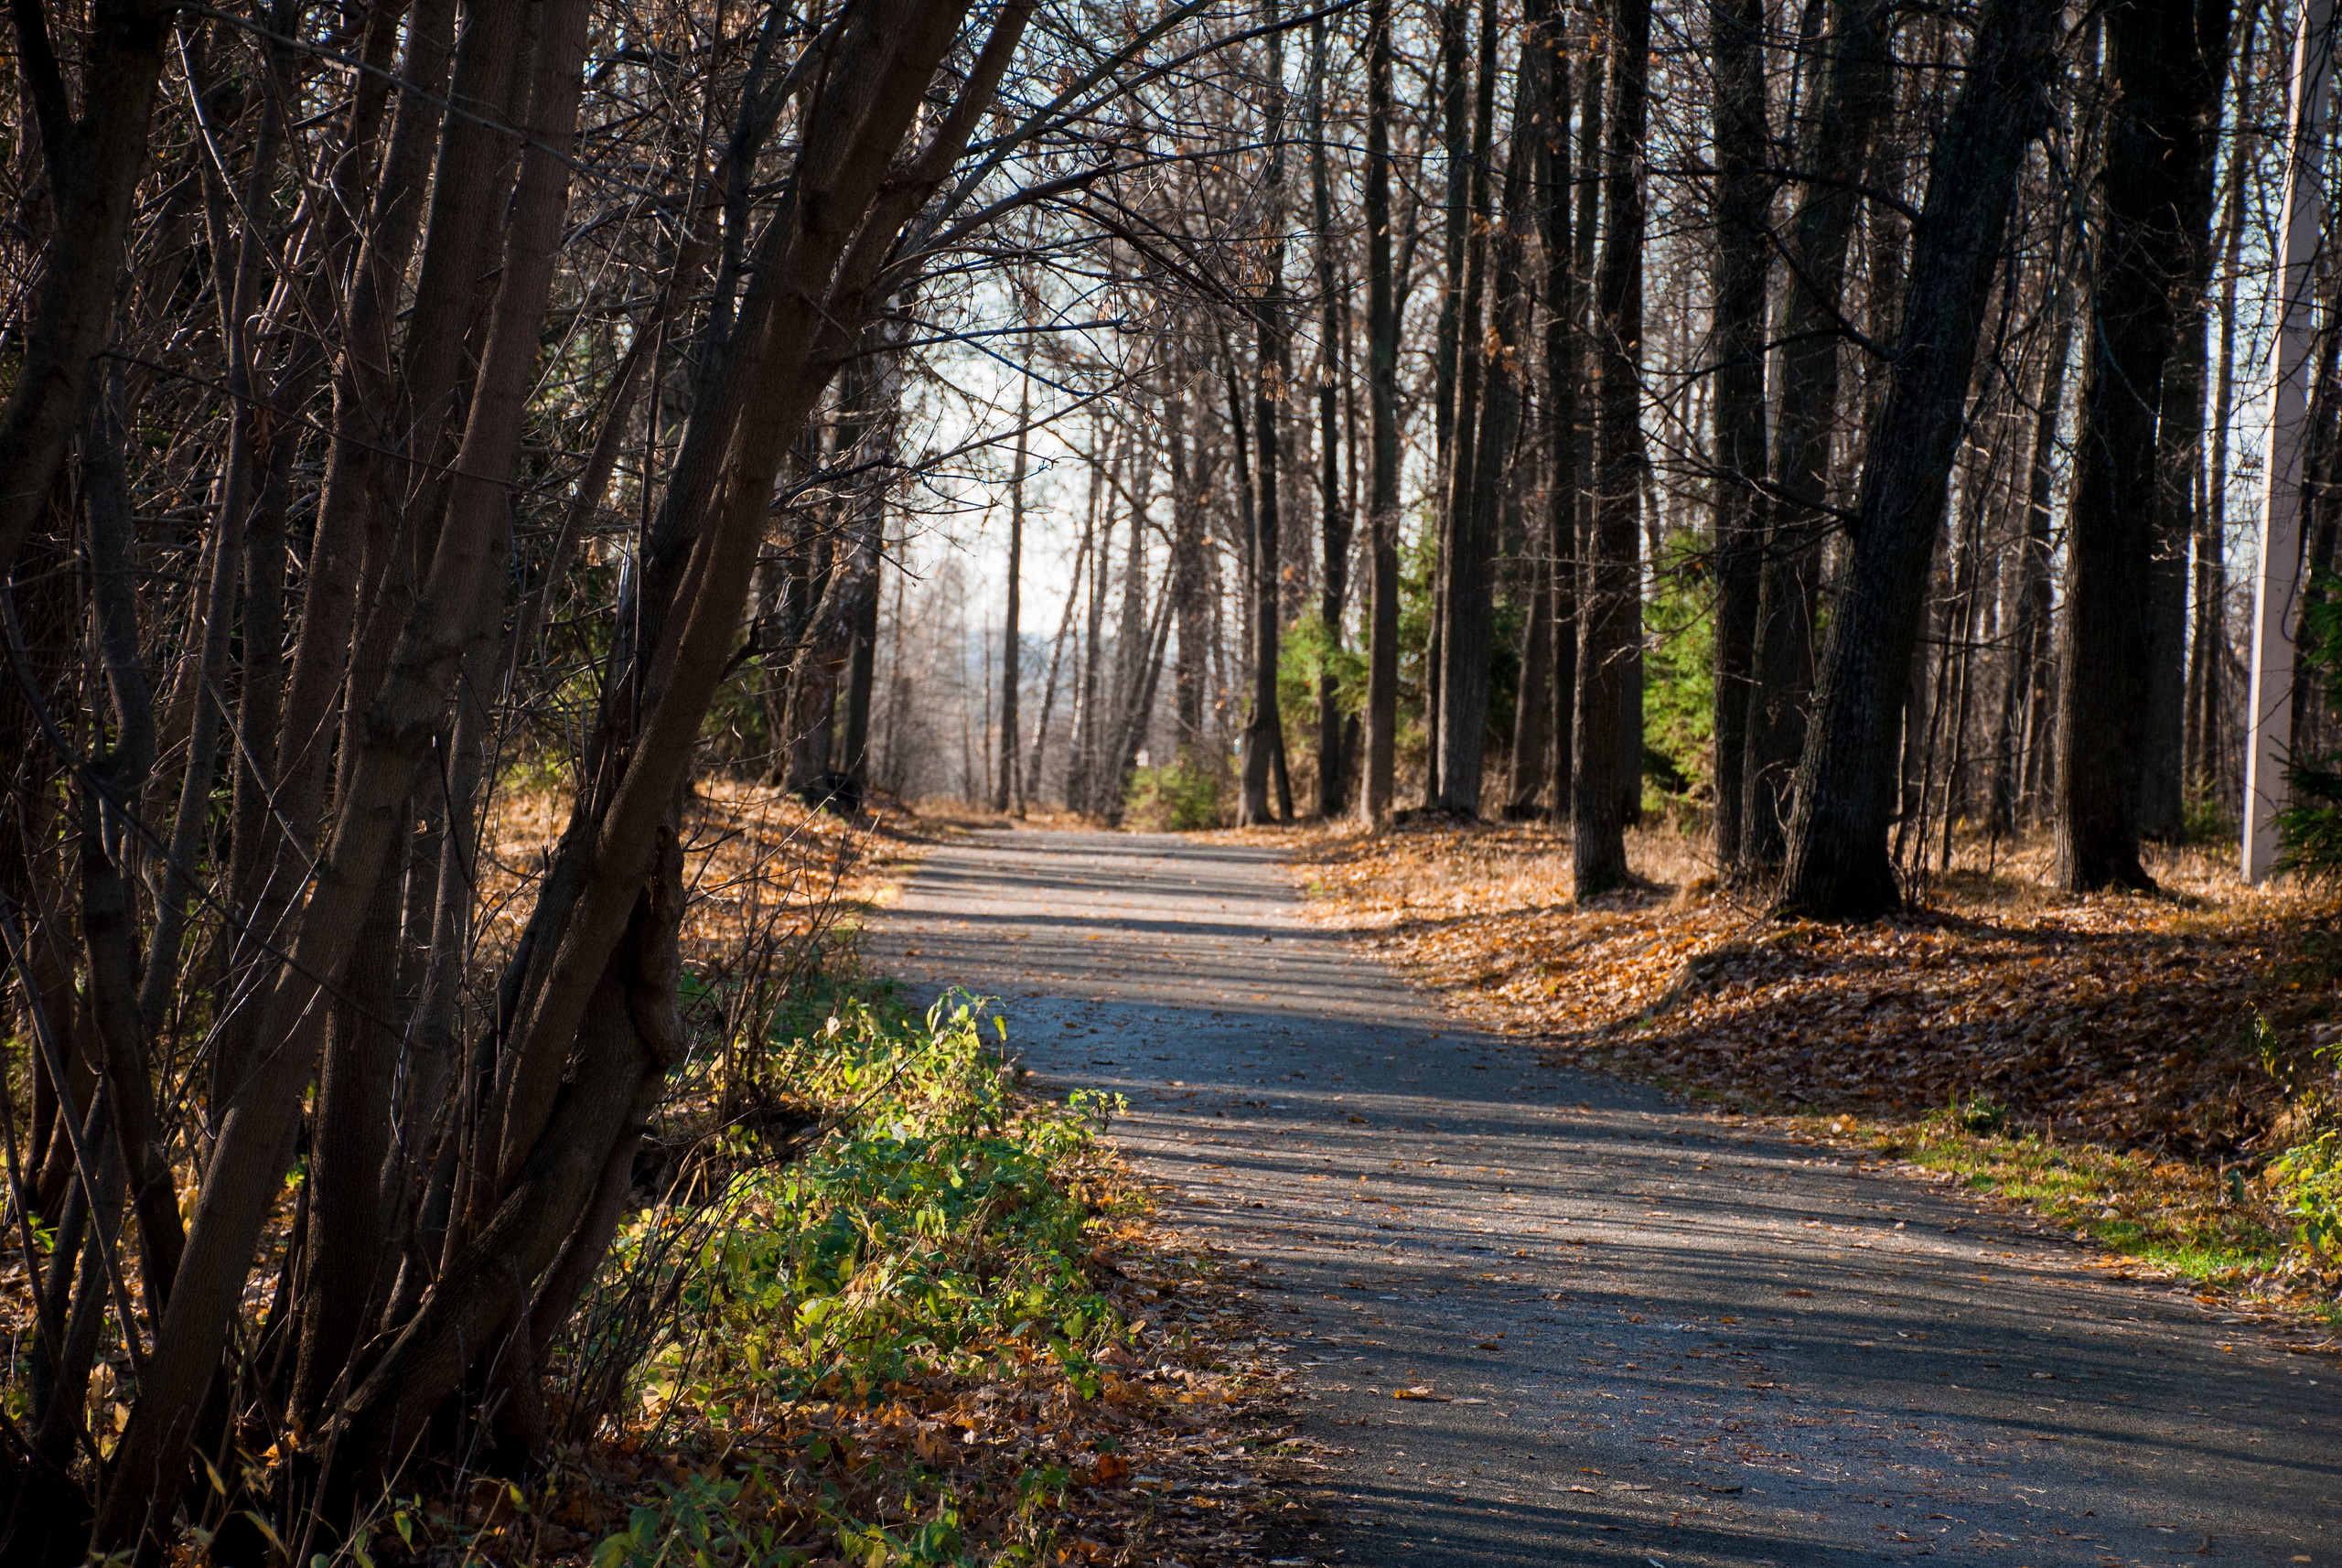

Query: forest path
left=865, top=828, right=2341, bottom=1568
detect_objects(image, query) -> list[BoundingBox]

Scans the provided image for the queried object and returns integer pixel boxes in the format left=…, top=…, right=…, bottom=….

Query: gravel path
left=866, top=827, right=2342, bottom=1567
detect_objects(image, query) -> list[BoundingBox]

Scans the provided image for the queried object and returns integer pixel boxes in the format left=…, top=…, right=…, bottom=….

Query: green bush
left=1121, top=761, right=1225, bottom=831
left=583, top=991, right=1129, bottom=1567
left=2281, top=572, right=2342, bottom=877
left=2260, top=1018, right=2342, bottom=1260
left=1643, top=535, right=1715, bottom=802
left=625, top=994, right=1121, bottom=1403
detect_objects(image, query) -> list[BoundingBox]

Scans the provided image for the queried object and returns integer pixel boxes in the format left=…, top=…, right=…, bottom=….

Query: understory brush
left=1867, top=1109, right=2283, bottom=1284
left=1120, top=763, right=1226, bottom=832
left=632, top=991, right=1123, bottom=1412
left=385, top=984, right=1292, bottom=1568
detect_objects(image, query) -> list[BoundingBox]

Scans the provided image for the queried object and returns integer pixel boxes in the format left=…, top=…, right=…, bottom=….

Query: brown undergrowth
left=1258, top=815, right=2342, bottom=1319
left=0, top=787, right=1303, bottom=1566
left=406, top=1177, right=1310, bottom=1568
left=382, top=785, right=1307, bottom=1567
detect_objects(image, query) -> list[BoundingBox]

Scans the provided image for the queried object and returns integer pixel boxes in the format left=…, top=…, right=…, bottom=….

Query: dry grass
left=479, top=777, right=915, bottom=973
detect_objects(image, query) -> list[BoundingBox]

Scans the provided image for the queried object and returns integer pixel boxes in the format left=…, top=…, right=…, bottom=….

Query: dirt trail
left=868, top=827, right=2342, bottom=1567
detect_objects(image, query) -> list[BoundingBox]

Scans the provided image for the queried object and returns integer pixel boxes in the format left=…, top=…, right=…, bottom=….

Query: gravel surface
left=867, top=827, right=2342, bottom=1567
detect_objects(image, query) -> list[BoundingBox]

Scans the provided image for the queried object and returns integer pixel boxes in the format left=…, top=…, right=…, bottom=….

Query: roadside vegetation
left=461, top=793, right=1297, bottom=1568
left=404, top=973, right=1296, bottom=1568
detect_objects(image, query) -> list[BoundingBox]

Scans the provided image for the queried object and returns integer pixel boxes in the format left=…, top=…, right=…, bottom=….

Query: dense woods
left=0, top=0, right=2327, bottom=1558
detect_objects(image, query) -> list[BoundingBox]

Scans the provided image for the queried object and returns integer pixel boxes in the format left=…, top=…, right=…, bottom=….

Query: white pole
left=2246, top=0, right=2338, bottom=882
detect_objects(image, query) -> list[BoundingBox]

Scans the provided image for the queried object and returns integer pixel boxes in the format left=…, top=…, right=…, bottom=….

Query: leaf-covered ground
left=358, top=982, right=1306, bottom=1568
left=1263, top=817, right=2342, bottom=1310
left=433, top=792, right=1310, bottom=1567
left=0, top=790, right=1306, bottom=1567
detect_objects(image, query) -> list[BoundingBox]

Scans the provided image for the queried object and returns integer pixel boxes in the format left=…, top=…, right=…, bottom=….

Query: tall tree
left=1778, top=0, right=2067, bottom=918
left=995, top=370, right=1030, bottom=812
left=1240, top=0, right=1291, bottom=825
left=1707, top=0, right=1773, bottom=867
left=1433, top=0, right=1504, bottom=813
left=1170, top=376, right=1211, bottom=762
left=1738, top=0, right=1894, bottom=877
left=1360, top=0, right=1403, bottom=822
left=1423, top=0, right=1475, bottom=784
left=1312, top=12, right=1353, bottom=817
left=2190, top=27, right=2261, bottom=802
left=1574, top=0, right=1650, bottom=897
left=2055, top=0, right=2231, bottom=889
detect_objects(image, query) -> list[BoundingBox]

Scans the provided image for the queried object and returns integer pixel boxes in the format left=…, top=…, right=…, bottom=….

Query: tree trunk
left=1739, top=0, right=1894, bottom=878
left=2148, top=0, right=2239, bottom=837
left=1542, top=10, right=1579, bottom=830
left=1312, top=14, right=1352, bottom=819
left=91, top=2, right=1023, bottom=1542
left=1778, top=0, right=2065, bottom=918
left=1991, top=269, right=2075, bottom=833
left=1434, top=0, right=1504, bottom=815
left=2055, top=0, right=2229, bottom=890
left=1169, top=387, right=1209, bottom=762
left=1708, top=0, right=1771, bottom=868
left=0, top=0, right=177, bottom=582
left=1433, top=0, right=1473, bottom=475
left=1361, top=0, right=1402, bottom=822
left=995, top=372, right=1029, bottom=811
left=1573, top=0, right=1649, bottom=897
left=2192, top=48, right=2255, bottom=804
left=1239, top=0, right=1289, bottom=827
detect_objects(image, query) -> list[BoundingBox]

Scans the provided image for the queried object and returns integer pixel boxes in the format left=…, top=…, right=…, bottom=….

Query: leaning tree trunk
left=2055, top=0, right=2229, bottom=891
left=1739, top=0, right=1894, bottom=878
left=1778, top=0, right=2067, bottom=919
left=88, top=4, right=1033, bottom=1549
left=0, top=0, right=178, bottom=583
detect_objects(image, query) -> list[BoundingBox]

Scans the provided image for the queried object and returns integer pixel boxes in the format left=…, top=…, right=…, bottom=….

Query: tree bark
left=93, top=2, right=1017, bottom=1543
left=1574, top=0, right=1649, bottom=897
left=2055, top=0, right=2229, bottom=890
left=1312, top=14, right=1352, bottom=818
left=1991, top=268, right=2075, bottom=832
left=0, top=0, right=177, bottom=582
left=1542, top=9, right=1579, bottom=829
left=2191, top=44, right=2256, bottom=803
left=1239, top=0, right=1289, bottom=826
left=2147, top=0, right=2237, bottom=839
left=1739, top=0, right=1894, bottom=877
left=1778, top=0, right=2065, bottom=918
left=1434, top=0, right=1504, bottom=815
left=1708, top=0, right=1772, bottom=868
left=1360, top=0, right=1402, bottom=822
left=995, top=373, right=1030, bottom=811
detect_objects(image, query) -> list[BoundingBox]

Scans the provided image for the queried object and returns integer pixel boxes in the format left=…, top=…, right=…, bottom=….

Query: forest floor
left=295, top=787, right=1305, bottom=1568
left=1269, top=816, right=2342, bottom=1314
left=868, top=822, right=2342, bottom=1567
